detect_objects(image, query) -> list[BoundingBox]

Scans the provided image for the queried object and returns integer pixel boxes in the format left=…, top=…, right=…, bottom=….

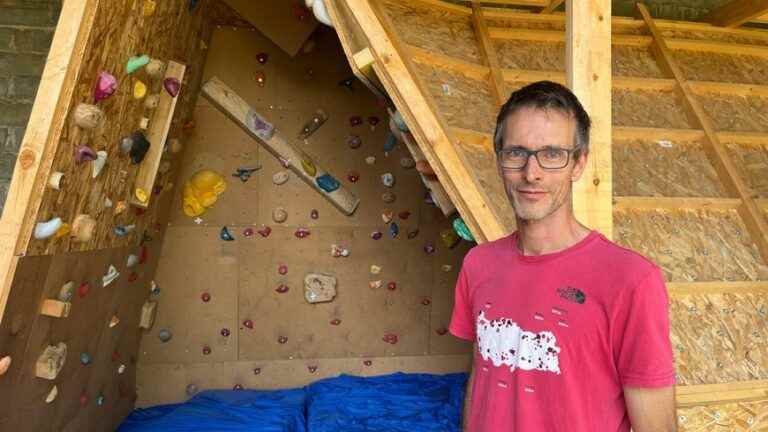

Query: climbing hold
left=387, top=281, right=396, bottom=291
left=139, top=117, right=149, bottom=130
left=128, top=272, right=139, bottom=283
left=0, top=356, right=11, bottom=376
left=201, top=292, right=211, bottom=303
left=134, top=80, right=147, bottom=99
left=368, top=116, right=380, bottom=130
left=421, top=298, right=431, bottom=306
left=93, top=71, right=117, bottom=103
left=220, top=328, right=230, bottom=337
left=363, top=360, right=373, bottom=366
left=382, top=192, right=396, bottom=203
left=169, top=138, right=183, bottom=154
left=118, top=364, right=126, bottom=374
left=383, top=133, right=397, bottom=153
left=370, top=231, right=382, bottom=240
left=127, top=55, right=150, bottom=74
left=75, top=145, right=97, bottom=163
left=254, top=71, right=266, bottom=87
left=310, top=209, right=319, bottom=219
left=142, top=0, right=156, bottom=16
left=278, top=336, right=288, bottom=344
left=436, top=327, right=448, bottom=336
left=257, top=225, right=272, bottom=237
left=150, top=280, right=160, bottom=296
left=398, top=211, right=411, bottom=220
left=77, top=282, right=90, bottom=298
left=304, top=273, right=337, bottom=304
left=256, top=52, right=268, bottom=64
left=275, top=284, right=289, bottom=294
left=243, top=227, right=254, bottom=237
left=48, top=171, right=64, bottom=190
left=243, top=319, right=254, bottom=329
left=111, top=350, right=120, bottom=362
left=232, top=166, right=261, bottom=183
left=330, top=319, right=341, bottom=326
left=129, top=131, right=151, bottom=164
left=440, top=229, right=460, bottom=249
left=272, top=208, right=288, bottom=223
left=441, top=264, right=453, bottom=272
left=331, top=244, right=349, bottom=258
left=102, top=264, right=120, bottom=286
left=140, top=301, right=158, bottom=329
left=365, top=156, right=376, bottom=165
left=453, top=218, right=475, bottom=242
left=424, top=243, right=435, bottom=254
left=298, top=109, right=328, bottom=139
left=349, top=116, right=362, bottom=127
left=58, top=281, right=74, bottom=302
left=183, top=170, right=227, bottom=217
left=347, top=171, right=359, bottom=183
left=316, top=174, right=340, bottom=193
left=126, top=254, right=139, bottom=268
left=369, top=280, right=382, bottom=289
left=272, top=171, right=289, bottom=185
left=381, top=210, right=394, bottom=224
left=35, top=343, right=67, bottom=380
left=301, top=158, right=317, bottom=177
left=79, top=392, right=88, bottom=407
left=370, top=265, right=381, bottom=275
left=202, top=345, right=211, bottom=355
left=80, top=352, right=92, bottom=366
left=389, top=222, right=399, bottom=238
left=392, top=110, right=409, bottom=132
left=145, top=94, right=160, bottom=109
left=347, top=134, right=362, bottom=149
left=120, top=136, right=134, bottom=154
left=163, top=77, right=181, bottom=97
left=74, top=103, right=104, bottom=129
left=158, top=329, right=172, bottom=343
left=233, top=384, right=244, bottom=390
left=278, top=264, right=288, bottom=275
left=338, top=77, right=354, bottom=90
left=146, top=59, right=166, bottom=78
left=114, top=224, right=135, bottom=237
left=34, top=217, right=62, bottom=240
left=294, top=228, right=310, bottom=238
left=45, top=385, right=57, bottom=403
left=416, top=160, right=436, bottom=176
left=382, top=333, right=399, bottom=344
left=72, top=214, right=96, bottom=243
left=381, top=173, right=395, bottom=188
left=109, top=315, right=120, bottom=328
left=400, top=157, right=415, bottom=169
left=114, top=201, right=128, bottom=215
left=54, top=223, right=70, bottom=239
left=220, top=226, right=234, bottom=241
left=308, top=365, right=318, bottom=373
left=186, top=384, right=198, bottom=396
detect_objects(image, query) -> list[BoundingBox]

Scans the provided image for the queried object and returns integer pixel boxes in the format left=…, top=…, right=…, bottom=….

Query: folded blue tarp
left=118, top=372, right=466, bottom=432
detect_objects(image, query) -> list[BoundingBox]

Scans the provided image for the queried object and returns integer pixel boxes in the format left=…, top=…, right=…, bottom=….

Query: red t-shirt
left=449, top=230, right=675, bottom=431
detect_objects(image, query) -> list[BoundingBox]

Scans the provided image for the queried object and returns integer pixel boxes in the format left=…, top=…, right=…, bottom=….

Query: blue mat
left=118, top=372, right=466, bottom=432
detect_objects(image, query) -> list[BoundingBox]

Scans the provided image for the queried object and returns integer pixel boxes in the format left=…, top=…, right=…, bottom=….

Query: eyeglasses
left=497, top=146, right=578, bottom=170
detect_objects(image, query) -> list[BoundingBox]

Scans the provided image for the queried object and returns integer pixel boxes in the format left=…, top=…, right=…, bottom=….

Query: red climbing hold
left=363, top=360, right=373, bottom=366
left=347, top=172, right=359, bottom=183
left=111, top=350, right=120, bottom=362
left=221, top=328, right=230, bottom=337
left=421, top=298, right=431, bottom=306
left=330, top=319, right=341, bottom=326
left=79, top=391, right=89, bottom=407
left=257, top=226, right=272, bottom=237
left=243, top=227, right=254, bottom=237
left=436, top=327, right=448, bottom=336
left=398, top=211, right=411, bottom=220
left=139, top=245, right=148, bottom=264
left=243, top=319, right=254, bottom=329
left=78, top=282, right=91, bottom=298
left=310, top=209, right=319, bottom=219
left=202, top=345, right=211, bottom=355
left=367, top=116, right=380, bottom=126
left=278, top=264, right=288, bottom=275
left=233, top=384, right=244, bottom=390
left=278, top=336, right=288, bottom=344
left=201, top=292, right=211, bottom=303
left=349, top=116, right=362, bottom=127
left=308, top=365, right=318, bottom=373
left=382, top=333, right=399, bottom=344
left=256, top=52, right=268, bottom=64
left=294, top=228, right=310, bottom=239
left=128, top=272, right=139, bottom=282
left=275, top=284, right=289, bottom=294
left=387, top=282, right=396, bottom=291
left=292, top=3, right=311, bottom=20
left=135, top=207, right=146, bottom=216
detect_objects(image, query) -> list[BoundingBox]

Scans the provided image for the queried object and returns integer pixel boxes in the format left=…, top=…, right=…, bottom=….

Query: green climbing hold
left=453, top=218, right=474, bottom=242
left=127, top=55, right=151, bottom=74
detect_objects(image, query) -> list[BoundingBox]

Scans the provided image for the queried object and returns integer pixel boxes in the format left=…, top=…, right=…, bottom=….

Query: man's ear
left=571, top=151, right=588, bottom=182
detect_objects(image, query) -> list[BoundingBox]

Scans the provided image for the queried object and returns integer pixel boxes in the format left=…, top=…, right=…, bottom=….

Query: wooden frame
left=704, top=0, right=768, bottom=28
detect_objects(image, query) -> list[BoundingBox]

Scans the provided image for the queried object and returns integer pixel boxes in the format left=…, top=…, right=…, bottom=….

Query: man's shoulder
left=589, top=232, right=662, bottom=290
left=463, top=234, right=513, bottom=265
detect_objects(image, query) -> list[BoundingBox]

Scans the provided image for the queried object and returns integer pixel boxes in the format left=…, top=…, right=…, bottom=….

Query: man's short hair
left=492, top=81, right=591, bottom=160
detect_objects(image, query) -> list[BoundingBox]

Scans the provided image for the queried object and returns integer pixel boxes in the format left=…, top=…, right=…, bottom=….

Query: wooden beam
left=667, top=281, right=768, bottom=295
left=477, top=0, right=548, bottom=6
left=131, top=61, right=185, bottom=208
left=470, top=1, right=507, bottom=107
left=704, top=0, right=768, bottom=28
left=613, top=196, right=742, bottom=211
left=675, top=380, right=768, bottom=407
left=567, top=0, right=613, bottom=239
left=541, top=0, right=564, bottom=13
left=638, top=1, right=768, bottom=265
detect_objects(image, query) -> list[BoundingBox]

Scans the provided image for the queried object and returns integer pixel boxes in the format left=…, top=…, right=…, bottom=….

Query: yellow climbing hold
left=143, top=0, right=156, bottom=16
left=301, top=158, right=317, bottom=177
left=133, top=80, right=147, bottom=99
left=182, top=170, right=227, bottom=217
left=135, top=188, right=149, bottom=203
left=55, top=223, right=71, bottom=239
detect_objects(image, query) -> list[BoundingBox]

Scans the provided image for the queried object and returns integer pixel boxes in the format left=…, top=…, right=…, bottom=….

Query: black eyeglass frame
left=496, top=146, right=581, bottom=170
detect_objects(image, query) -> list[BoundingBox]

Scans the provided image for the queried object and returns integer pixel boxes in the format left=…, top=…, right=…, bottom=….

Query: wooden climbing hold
left=40, top=299, right=70, bottom=318
left=71, top=214, right=96, bottom=242
left=35, top=343, right=67, bottom=380
left=74, top=103, right=103, bottom=129
left=0, top=356, right=11, bottom=376
left=139, top=301, right=157, bottom=329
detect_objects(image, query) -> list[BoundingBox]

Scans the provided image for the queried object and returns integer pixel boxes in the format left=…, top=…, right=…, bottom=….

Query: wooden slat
left=0, top=0, right=97, bottom=323
left=470, top=1, right=506, bottom=107
left=704, top=0, right=768, bottom=28
left=638, top=1, right=768, bottom=269
left=667, top=281, right=768, bottom=295
left=613, top=196, right=742, bottom=211
left=477, top=0, right=548, bottom=6
left=566, top=0, right=613, bottom=239
left=667, top=38, right=768, bottom=58
left=541, top=0, right=564, bottom=14
left=675, top=381, right=768, bottom=407
left=131, top=61, right=185, bottom=208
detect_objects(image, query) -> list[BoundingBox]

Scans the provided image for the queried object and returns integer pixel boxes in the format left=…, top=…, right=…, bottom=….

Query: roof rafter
left=704, top=0, right=768, bottom=27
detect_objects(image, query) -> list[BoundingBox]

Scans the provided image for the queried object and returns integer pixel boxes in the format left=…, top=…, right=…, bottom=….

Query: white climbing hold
left=303, top=273, right=337, bottom=304
left=104, top=197, right=113, bottom=208
left=381, top=173, right=395, bottom=188
left=126, top=254, right=139, bottom=268
left=370, top=265, right=381, bottom=275
left=657, top=139, right=673, bottom=148
left=92, top=151, right=107, bottom=178
left=58, top=281, right=74, bottom=302
left=34, top=217, right=62, bottom=240
left=102, top=265, right=120, bottom=287
left=0, top=356, right=11, bottom=376
left=272, top=171, right=289, bottom=185
left=45, top=385, right=58, bottom=403
left=118, top=364, right=126, bottom=375
left=369, top=280, right=382, bottom=289
left=48, top=172, right=64, bottom=190
left=365, top=156, right=376, bottom=165
left=441, top=264, right=453, bottom=272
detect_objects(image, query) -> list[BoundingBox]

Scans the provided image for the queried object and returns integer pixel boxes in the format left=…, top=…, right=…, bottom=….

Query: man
left=449, top=81, right=676, bottom=431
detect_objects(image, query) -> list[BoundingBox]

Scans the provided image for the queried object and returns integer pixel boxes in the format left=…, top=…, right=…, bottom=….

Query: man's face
left=498, top=106, right=587, bottom=223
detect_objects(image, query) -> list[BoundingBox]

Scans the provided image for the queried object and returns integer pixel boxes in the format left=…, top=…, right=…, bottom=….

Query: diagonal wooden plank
left=470, top=1, right=506, bottom=107
left=704, top=0, right=768, bottom=27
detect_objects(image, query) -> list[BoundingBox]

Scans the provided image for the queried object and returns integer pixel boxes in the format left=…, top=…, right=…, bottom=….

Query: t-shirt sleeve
left=449, top=265, right=476, bottom=341
left=612, top=266, right=676, bottom=388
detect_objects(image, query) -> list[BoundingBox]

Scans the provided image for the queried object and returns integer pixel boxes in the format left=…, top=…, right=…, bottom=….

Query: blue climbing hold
left=220, top=226, right=234, bottom=241
left=96, top=394, right=105, bottom=406
left=383, top=132, right=397, bottom=153
left=80, top=352, right=92, bottom=365
left=393, top=111, right=409, bottom=132
left=316, top=174, right=340, bottom=193
left=158, top=329, right=172, bottom=343
left=389, top=222, right=399, bottom=238
left=453, top=218, right=475, bottom=242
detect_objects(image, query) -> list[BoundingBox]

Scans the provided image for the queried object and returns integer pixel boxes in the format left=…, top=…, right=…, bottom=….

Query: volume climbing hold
left=316, top=174, right=340, bottom=193
left=220, top=226, right=234, bottom=241
left=93, top=71, right=117, bottom=103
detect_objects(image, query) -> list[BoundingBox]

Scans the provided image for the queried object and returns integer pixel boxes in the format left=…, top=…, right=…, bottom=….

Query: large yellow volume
left=182, top=170, right=227, bottom=217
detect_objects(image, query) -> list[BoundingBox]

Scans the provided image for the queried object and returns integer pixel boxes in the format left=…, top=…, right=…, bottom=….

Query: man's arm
left=624, top=386, right=677, bottom=432
left=462, top=344, right=476, bottom=431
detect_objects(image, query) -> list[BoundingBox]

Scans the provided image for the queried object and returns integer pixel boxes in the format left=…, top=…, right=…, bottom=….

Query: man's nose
left=523, top=154, right=542, bottom=182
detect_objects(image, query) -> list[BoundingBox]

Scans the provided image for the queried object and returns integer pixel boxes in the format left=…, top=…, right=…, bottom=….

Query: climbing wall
left=332, top=0, right=768, bottom=429
left=134, top=25, right=473, bottom=406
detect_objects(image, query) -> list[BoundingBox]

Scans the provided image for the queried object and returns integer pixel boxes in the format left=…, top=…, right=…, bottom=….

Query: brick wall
left=0, top=0, right=60, bottom=213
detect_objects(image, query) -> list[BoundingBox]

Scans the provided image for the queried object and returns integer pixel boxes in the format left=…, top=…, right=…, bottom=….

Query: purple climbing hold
left=75, top=145, right=97, bottom=163
left=347, top=134, right=362, bottom=149
left=164, top=77, right=181, bottom=97
left=93, top=71, right=117, bottom=103
left=370, top=231, right=382, bottom=240
left=424, top=242, right=435, bottom=254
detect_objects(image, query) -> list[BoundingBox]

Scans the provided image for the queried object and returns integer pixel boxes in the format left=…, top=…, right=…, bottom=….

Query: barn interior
left=0, top=0, right=767, bottom=430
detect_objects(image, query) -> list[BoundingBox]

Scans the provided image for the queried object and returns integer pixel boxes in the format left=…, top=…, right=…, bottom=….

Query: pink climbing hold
left=278, top=335, right=288, bottom=344
left=275, top=284, right=289, bottom=294
left=243, top=319, right=254, bottom=329
left=202, top=346, right=211, bottom=355
left=164, top=77, right=181, bottom=97
left=278, top=264, right=288, bottom=275
left=387, top=282, right=396, bottom=291
left=436, top=327, right=448, bottom=336
left=243, top=228, right=254, bottom=237
left=382, top=333, right=399, bottom=345
left=349, top=115, right=362, bottom=127
left=330, top=319, right=341, bottom=326
left=294, top=228, right=310, bottom=239
left=310, top=209, right=319, bottom=219
left=93, top=71, right=117, bottom=103
left=421, top=298, right=431, bottom=306
left=257, top=226, right=272, bottom=237
left=221, top=328, right=230, bottom=337
left=201, top=292, right=211, bottom=303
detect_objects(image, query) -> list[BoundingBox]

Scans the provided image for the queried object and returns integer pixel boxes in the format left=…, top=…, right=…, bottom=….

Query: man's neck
left=515, top=218, right=592, bottom=256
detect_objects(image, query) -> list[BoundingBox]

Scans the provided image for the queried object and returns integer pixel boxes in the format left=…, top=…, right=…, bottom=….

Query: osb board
left=726, top=142, right=768, bottom=199
left=167, top=28, right=424, bottom=229
left=678, top=399, right=768, bottom=431
left=28, top=0, right=212, bottom=256
left=697, top=93, right=768, bottom=133
left=675, top=50, right=768, bottom=85
left=612, top=45, right=665, bottom=78
left=413, top=62, right=497, bottom=134
left=135, top=354, right=471, bottom=407
left=672, top=293, right=768, bottom=385
left=429, top=237, right=474, bottom=355
left=221, top=0, right=318, bottom=57
left=379, top=0, right=481, bottom=64
left=614, top=208, right=768, bottom=282
left=613, top=89, right=693, bottom=129
left=612, top=139, right=727, bottom=197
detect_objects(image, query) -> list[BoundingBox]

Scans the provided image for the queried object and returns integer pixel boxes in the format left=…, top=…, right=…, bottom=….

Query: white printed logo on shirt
left=476, top=310, right=562, bottom=375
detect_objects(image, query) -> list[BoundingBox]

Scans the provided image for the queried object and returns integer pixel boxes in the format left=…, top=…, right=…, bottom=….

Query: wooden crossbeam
left=675, top=380, right=768, bottom=407
left=470, top=1, right=507, bottom=107
left=612, top=196, right=742, bottom=211
left=638, top=2, right=768, bottom=265
left=704, top=0, right=768, bottom=27
left=667, top=281, right=768, bottom=295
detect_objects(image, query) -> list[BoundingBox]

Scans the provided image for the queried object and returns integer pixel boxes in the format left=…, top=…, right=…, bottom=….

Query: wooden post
left=565, top=0, right=613, bottom=239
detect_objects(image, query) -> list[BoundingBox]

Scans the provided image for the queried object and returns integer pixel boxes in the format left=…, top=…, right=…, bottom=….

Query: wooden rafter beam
left=541, top=0, right=564, bottom=13
left=704, top=0, right=768, bottom=27
left=469, top=1, right=506, bottom=107
left=638, top=2, right=768, bottom=264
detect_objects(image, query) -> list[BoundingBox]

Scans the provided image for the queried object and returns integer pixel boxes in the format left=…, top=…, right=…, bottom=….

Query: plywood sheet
left=613, top=89, right=693, bottom=129
left=726, top=142, right=768, bottom=199
left=676, top=50, right=768, bottom=85
left=698, top=93, right=768, bottom=133
left=678, top=399, right=768, bottom=431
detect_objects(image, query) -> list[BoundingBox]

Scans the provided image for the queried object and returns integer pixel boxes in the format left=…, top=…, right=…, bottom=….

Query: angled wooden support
left=704, top=0, right=768, bottom=27
left=638, top=2, right=768, bottom=264
left=470, top=1, right=506, bottom=107
left=352, top=48, right=378, bottom=87
left=566, top=0, right=613, bottom=239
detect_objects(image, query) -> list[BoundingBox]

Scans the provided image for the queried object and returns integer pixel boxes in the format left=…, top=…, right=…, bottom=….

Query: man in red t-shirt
left=449, top=81, right=676, bottom=431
